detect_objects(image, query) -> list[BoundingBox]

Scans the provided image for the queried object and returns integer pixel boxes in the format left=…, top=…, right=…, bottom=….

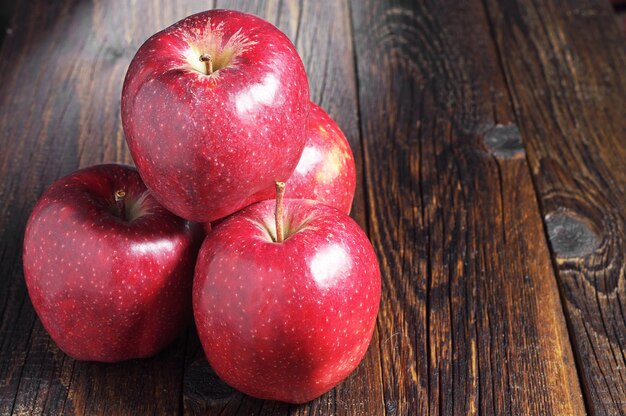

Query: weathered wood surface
left=484, top=1, right=626, bottom=414
left=350, top=0, right=584, bottom=414
left=0, top=0, right=623, bottom=415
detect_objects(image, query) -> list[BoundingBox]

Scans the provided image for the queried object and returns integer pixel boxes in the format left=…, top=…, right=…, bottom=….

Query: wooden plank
left=483, top=0, right=626, bottom=414
left=349, top=0, right=586, bottom=414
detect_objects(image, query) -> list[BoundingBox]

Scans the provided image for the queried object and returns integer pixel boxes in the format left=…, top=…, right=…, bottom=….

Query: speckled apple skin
left=204, top=103, right=357, bottom=231
left=193, top=199, right=381, bottom=403
left=284, top=102, right=356, bottom=213
left=22, top=165, right=202, bottom=362
left=122, top=10, right=309, bottom=222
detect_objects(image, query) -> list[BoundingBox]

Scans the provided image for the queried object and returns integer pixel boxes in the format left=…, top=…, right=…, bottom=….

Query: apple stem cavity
left=275, top=182, right=285, bottom=243
left=199, top=54, right=213, bottom=75
left=115, top=190, right=126, bottom=221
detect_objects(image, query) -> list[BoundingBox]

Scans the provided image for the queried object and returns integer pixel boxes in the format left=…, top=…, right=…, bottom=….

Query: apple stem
left=115, top=190, right=126, bottom=221
left=199, top=54, right=213, bottom=75
left=275, top=182, right=285, bottom=243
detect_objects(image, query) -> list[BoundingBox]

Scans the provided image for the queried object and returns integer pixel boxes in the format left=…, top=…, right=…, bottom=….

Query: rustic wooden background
left=1, top=0, right=625, bottom=415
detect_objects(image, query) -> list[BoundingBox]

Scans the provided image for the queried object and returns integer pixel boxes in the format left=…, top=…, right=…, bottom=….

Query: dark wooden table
left=1, top=0, right=625, bottom=415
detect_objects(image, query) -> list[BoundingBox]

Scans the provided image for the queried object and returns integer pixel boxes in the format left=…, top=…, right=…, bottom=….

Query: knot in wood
left=545, top=212, right=601, bottom=258
left=484, top=124, right=524, bottom=158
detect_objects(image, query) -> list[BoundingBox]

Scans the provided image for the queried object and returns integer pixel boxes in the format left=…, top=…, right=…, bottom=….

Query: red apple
left=246, top=102, right=357, bottom=214
left=193, top=184, right=381, bottom=403
left=284, top=102, right=356, bottom=213
left=204, top=102, right=357, bottom=231
left=22, top=164, right=202, bottom=362
left=122, top=10, right=309, bottom=222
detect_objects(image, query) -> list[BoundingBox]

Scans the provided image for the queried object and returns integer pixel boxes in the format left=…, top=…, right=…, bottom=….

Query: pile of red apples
left=22, top=10, right=380, bottom=403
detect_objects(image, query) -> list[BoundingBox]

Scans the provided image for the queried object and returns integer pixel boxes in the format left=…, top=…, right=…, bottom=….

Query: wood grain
left=484, top=0, right=626, bottom=414
left=349, top=0, right=584, bottom=414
